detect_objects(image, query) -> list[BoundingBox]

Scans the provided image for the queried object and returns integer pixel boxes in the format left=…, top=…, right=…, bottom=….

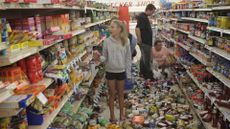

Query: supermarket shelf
left=207, top=26, right=230, bottom=35
left=177, top=42, right=191, bottom=51
left=0, top=3, right=80, bottom=10
left=72, top=88, right=89, bottom=113
left=0, top=42, right=8, bottom=51
left=93, top=36, right=106, bottom=47
left=171, top=8, right=193, bottom=12
left=181, top=17, right=209, bottom=23
left=66, top=51, right=87, bottom=68
left=161, top=8, right=221, bottom=12
left=206, top=67, right=230, bottom=88
left=84, top=19, right=111, bottom=28
left=0, top=78, right=54, bottom=117
left=28, top=89, right=74, bottom=129
left=82, top=69, right=99, bottom=86
left=215, top=104, right=230, bottom=122
left=170, top=38, right=177, bottom=43
left=166, top=8, right=212, bottom=12
left=0, top=108, right=23, bottom=118
left=161, top=34, right=171, bottom=41
left=207, top=26, right=223, bottom=33
left=205, top=45, right=230, bottom=61
left=71, top=29, right=86, bottom=36
left=170, top=26, right=190, bottom=34
left=0, top=3, right=117, bottom=12
left=187, top=70, right=207, bottom=93
left=194, top=109, right=215, bottom=129
left=193, top=8, right=212, bottom=11
left=157, top=18, right=171, bottom=22
left=170, top=26, right=177, bottom=30
left=0, top=29, right=86, bottom=67
left=0, top=47, right=38, bottom=67
left=169, top=48, right=174, bottom=55
left=170, top=18, right=179, bottom=21
left=0, top=90, right=13, bottom=104
left=186, top=70, right=207, bottom=93
left=177, top=28, right=190, bottom=34
left=223, top=29, right=230, bottom=35
left=189, top=52, right=211, bottom=66
left=72, top=69, right=100, bottom=113
left=84, top=6, right=117, bottom=12
left=93, top=76, right=105, bottom=98
left=187, top=70, right=230, bottom=121
left=212, top=6, right=230, bottom=10
left=176, top=76, right=214, bottom=129
left=181, top=62, right=189, bottom=69
left=32, top=78, right=54, bottom=87
left=188, top=35, right=206, bottom=44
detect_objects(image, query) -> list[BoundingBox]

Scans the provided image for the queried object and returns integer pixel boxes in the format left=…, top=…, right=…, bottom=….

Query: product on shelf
left=0, top=2, right=116, bottom=129
left=0, top=109, right=28, bottom=129
left=212, top=55, right=230, bottom=79
left=0, top=66, right=26, bottom=82
left=27, top=83, right=70, bottom=126
left=206, top=36, right=230, bottom=54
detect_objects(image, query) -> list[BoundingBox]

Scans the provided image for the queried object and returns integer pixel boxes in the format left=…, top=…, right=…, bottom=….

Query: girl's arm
left=100, top=41, right=108, bottom=62
left=126, top=41, right=132, bottom=79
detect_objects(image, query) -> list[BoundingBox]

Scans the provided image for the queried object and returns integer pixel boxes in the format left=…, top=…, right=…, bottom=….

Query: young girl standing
left=94, top=20, right=132, bottom=122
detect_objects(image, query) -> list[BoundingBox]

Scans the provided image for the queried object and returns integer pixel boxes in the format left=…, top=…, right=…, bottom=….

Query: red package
left=28, top=72, right=41, bottom=84
left=63, top=33, right=72, bottom=39
left=17, top=59, right=27, bottom=74
left=26, top=56, right=37, bottom=70
left=52, top=0, right=59, bottom=4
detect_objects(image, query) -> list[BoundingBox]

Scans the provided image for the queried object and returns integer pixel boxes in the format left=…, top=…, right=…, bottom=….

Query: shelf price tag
left=224, top=112, right=228, bottom=121
left=204, top=92, right=208, bottom=97
left=211, top=98, right=216, bottom=105
left=37, top=92, right=48, bottom=105
left=74, top=84, right=79, bottom=93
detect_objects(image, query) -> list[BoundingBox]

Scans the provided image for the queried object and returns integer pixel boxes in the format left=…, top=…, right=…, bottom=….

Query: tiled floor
left=99, top=100, right=120, bottom=121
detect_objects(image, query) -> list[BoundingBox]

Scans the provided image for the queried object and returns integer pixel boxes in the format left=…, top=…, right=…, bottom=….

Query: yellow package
left=217, top=16, right=222, bottom=28
left=220, top=16, right=230, bottom=29
left=165, top=114, right=176, bottom=122
left=10, top=43, right=21, bottom=52
left=28, top=40, right=43, bottom=47
left=19, top=41, right=29, bottom=49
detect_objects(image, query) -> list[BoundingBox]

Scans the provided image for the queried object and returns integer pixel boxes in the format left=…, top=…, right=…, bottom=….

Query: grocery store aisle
left=99, top=99, right=120, bottom=120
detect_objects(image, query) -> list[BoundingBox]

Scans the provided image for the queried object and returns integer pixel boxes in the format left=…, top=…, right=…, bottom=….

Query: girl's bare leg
left=108, top=80, right=116, bottom=122
left=117, top=80, right=125, bottom=120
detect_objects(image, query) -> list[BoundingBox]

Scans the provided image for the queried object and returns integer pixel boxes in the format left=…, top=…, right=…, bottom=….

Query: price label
left=204, top=92, right=208, bottom=97
left=67, top=65, right=71, bottom=71
left=211, top=98, right=216, bottom=105
left=74, top=85, right=77, bottom=93
left=224, top=112, right=228, bottom=121
left=37, top=92, right=48, bottom=105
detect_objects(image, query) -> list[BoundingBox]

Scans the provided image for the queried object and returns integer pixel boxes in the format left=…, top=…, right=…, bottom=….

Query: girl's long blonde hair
left=111, top=20, right=128, bottom=46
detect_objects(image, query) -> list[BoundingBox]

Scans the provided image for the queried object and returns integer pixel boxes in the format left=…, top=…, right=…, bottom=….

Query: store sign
left=109, top=0, right=155, bottom=7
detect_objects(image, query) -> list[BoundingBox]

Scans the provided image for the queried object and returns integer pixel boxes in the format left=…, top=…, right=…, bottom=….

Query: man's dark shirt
left=136, top=12, right=153, bottom=46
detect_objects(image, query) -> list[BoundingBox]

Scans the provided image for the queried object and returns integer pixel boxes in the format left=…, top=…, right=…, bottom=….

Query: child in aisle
left=93, top=20, right=132, bottom=123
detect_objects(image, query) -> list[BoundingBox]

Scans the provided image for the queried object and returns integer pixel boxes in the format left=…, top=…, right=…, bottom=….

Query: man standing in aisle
left=136, top=4, right=156, bottom=79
